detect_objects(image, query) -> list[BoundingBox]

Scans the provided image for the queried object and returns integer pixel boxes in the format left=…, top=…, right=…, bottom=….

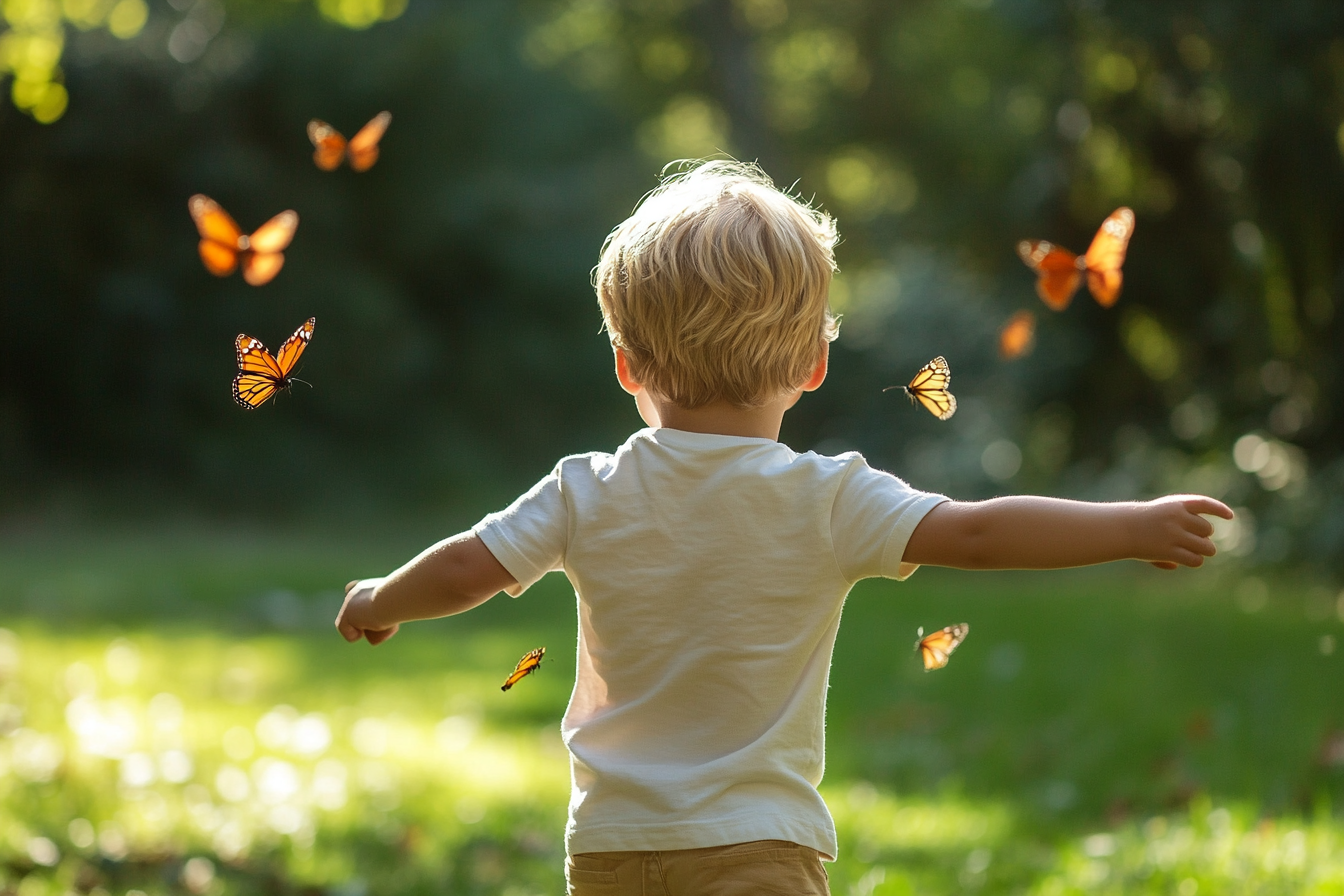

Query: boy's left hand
left=336, top=578, right=399, bottom=645
left=1138, top=495, right=1234, bottom=570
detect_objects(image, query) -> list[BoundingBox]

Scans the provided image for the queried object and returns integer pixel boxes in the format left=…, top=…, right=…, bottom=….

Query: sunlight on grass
left=3, top=556, right=1344, bottom=894
left=823, top=784, right=1344, bottom=895
left=8, top=624, right=1344, bottom=895
left=0, top=627, right=567, bottom=895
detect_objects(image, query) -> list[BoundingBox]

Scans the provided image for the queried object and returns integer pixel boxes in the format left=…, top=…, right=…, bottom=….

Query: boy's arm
left=336, top=532, right=518, bottom=644
left=902, top=494, right=1234, bottom=571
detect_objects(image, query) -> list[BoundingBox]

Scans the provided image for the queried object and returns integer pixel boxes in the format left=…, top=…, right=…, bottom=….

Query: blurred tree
left=522, top=0, right=1344, bottom=574
left=0, top=0, right=408, bottom=123
left=0, top=0, right=1341, bottom=575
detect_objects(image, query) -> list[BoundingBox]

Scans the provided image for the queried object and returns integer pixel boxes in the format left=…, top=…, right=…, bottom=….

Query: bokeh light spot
left=641, top=37, right=690, bottom=81
left=1095, top=52, right=1137, bottom=92
left=317, top=0, right=405, bottom=30
left=637, top=94, right=730, bottom=161
left=106, top=0, right=146, bottom=38
left=950, top=66, right=990, bottom=107
left=1121, top=309, right=1179, bottom=381
left=67, top=817, right=96, bottom=849
left=981, top=440, right=1022, bottom=481
left=826, top=148, right=917, bottom=218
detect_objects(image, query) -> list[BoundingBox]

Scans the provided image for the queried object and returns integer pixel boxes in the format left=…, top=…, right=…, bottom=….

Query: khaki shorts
left=566, top=839, right=830, bottom=896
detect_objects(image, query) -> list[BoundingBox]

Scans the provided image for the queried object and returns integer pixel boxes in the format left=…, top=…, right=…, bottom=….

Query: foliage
left=520, top=0, right=1344, bottom=575
left=0, top=0, right=145, bottom=123
left=2, top=530, right=1343, bottom=893
left=0, top=1, right=1342, bottom=578
left=0, top=0, right=406, bottom=124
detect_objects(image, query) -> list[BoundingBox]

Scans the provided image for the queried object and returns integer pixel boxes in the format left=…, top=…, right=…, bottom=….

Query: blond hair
left=595, top=160, right=839, bottom=409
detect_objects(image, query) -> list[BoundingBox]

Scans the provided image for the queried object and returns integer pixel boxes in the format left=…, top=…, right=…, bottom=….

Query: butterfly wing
left=346, top=111, right=391, bottom=172
left=233, top=372, right=280, bottom=409
left=998, top=310, right=1037, bottom=360
left=249, top=210, right=299, bottom=254
left=1017, top=239, right=1082, bottom=311
left=307, top=119, right=347, bottom=171
left=189, top=194, right=241, bottom=245
left=906, top=356, right=951, bottom=393
left=911, top=389, right=957, bottom=421
left=241, top=210, right=298, bottom=286
left=904, top=356, right=956, bottom=420
left=189, top=194, right=242, bottom=277
left=916, top=623, right=969, bottom=671
left=500, top=647, right=545, bottom=691
left=198, top=240, right=239, bottom=277
left=273, top=317, right=315, bottom=378
left=232, top=334, right=285, bottom=409
left=242, top=253, right=285, bottom=286
left=1083, top=207, right=1135, bottom=308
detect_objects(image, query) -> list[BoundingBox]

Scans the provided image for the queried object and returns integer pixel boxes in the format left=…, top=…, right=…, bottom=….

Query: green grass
left=2, top=527, right=1343, bottom=894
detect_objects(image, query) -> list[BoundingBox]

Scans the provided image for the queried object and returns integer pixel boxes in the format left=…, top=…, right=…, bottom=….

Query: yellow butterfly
left=916, top=624, right=968, bottom=671
left=885, top=356, right=956, bottom=420
left=501, top=647, right=545, bottom=692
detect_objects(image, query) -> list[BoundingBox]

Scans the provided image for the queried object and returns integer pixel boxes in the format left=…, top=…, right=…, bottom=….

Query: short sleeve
left=472, top=467, right=568, bottom=597
left=830, top=456, right=948, bottom=583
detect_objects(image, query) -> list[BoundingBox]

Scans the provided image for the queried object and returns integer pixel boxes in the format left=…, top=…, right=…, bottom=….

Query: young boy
left=336, top=161, right=1232, bottom=895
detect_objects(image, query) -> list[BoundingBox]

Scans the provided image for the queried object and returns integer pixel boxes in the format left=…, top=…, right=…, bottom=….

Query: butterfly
left=998, top=310, right=1037, bottom=360
left=307, top=111, right=392, bottom=172
left=189, top=194, right=299, bottom=286
left=1017, top=207, right=1135, bottom=310
left=501, top=647, right=545, bottom=692
left=916, top=624, right=969, bottom=671
left=232, top=317, right=315, bottom=409
left=884, top=356, right=956, bottom=420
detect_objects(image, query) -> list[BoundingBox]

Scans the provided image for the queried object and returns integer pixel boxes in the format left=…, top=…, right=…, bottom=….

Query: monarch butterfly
left=232, top=317, right=315, bottom=409
left=501, top=647, right=545, bottom=692
left=998, top=310, right=1037, bottom=360
left=884, top=356, right=956, bottom=420
left=916, top=624, right=969, bottom=671
left=189, top=194, right=299, bottom=287
left=307, top=112, right=392, bottom=172
left=1017, top=207, right=1135, bottom=310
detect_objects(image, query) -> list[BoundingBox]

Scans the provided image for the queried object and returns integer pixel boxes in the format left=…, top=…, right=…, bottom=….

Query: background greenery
left=1, top=0, right=1341, bottom=572
left=3, top=0, right=1344, bottom=893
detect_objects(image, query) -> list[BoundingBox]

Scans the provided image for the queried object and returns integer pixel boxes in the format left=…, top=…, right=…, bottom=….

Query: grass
left=2, top=525, right=1343, bottom=894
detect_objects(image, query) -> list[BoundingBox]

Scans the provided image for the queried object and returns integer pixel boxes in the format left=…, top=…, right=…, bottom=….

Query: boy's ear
left=613, top=346, right=642, bottom=396
left=801, top=342, right=829, bottom=392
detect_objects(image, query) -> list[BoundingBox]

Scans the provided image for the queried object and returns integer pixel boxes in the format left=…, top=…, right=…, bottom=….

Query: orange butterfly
left=501, top=647, right=545, bottom=692
left=916, top=624, right=969, bottom=671
left=232, top=317, right=315, bottom=409
left=884, top=356, right=956, bottom=420
left=189, top=194, right=298, bottom=286
left=307, top=112, right=392, bottom=172
left=998, top=310, right=1037, bottom=360
left=1017, top=207, right=1135, bottom=310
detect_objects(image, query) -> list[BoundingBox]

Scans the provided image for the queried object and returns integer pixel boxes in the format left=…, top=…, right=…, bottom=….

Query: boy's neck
left=615, top=344, right=824, bottom=442
left=649, top=393, right=799, bottom=441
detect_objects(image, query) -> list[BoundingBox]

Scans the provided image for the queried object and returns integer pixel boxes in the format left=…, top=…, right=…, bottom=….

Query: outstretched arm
left=336, top=532, right=518, bottom=645
left=902, top=494, right=1233, bottom=571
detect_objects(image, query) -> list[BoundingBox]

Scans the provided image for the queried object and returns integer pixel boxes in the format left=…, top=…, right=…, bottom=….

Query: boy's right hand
left=1134, top=495, right=1234, bottom=570
left=336, top=578, right=400, bottom=645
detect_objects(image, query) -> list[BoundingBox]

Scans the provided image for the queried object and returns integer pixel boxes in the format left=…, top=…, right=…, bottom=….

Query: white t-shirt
left=472, top=427, right=947, bottom=859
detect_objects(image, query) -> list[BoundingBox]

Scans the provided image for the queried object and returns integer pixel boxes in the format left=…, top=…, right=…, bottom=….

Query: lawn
left=1, top=525, right=1342, bottom=894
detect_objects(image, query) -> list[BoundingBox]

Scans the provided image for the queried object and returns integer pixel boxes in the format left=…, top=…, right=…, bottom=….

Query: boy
left=336, top=161, right=1232, bottom=895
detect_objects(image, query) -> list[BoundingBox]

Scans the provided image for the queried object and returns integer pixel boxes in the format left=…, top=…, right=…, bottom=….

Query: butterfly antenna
left=290, top=377, right=313, bottom=390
